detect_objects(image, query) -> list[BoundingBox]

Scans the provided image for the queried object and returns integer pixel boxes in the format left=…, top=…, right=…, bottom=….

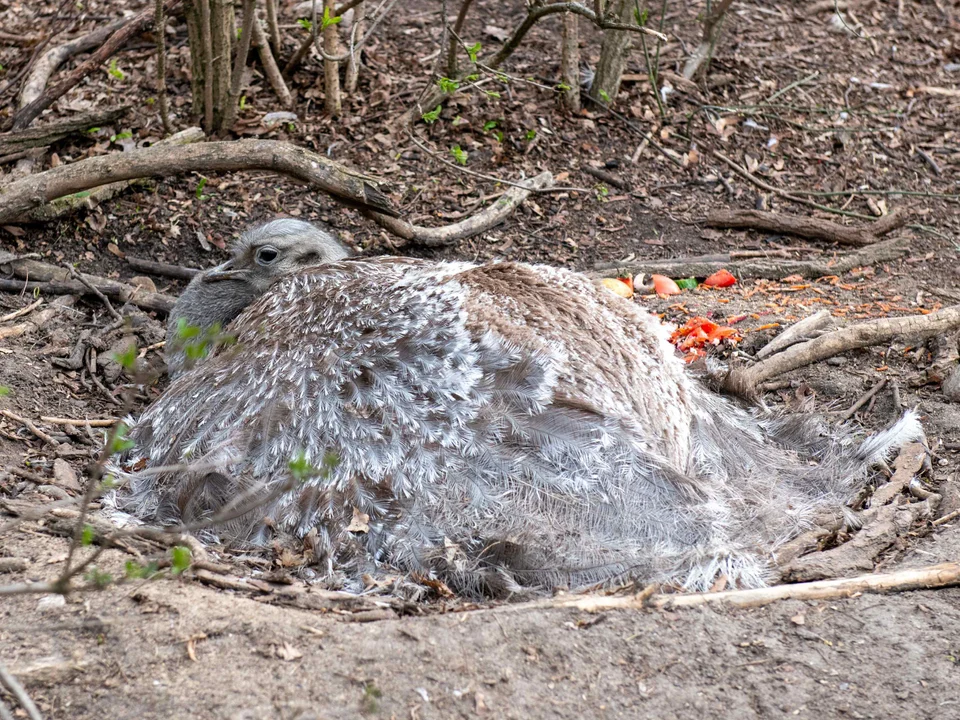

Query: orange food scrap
left=669, top=316, right=742, bottom=362
left=703, top=269, right=737, bottom=288
left=652, top=274, right=681, bottom=296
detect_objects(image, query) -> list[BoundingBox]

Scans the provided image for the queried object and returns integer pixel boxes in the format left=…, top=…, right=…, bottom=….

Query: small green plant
left=556, top=82, right=572, bottom=92
left=81, top=524, right=96, bottom=546
left=239, top=95, right=247, bottom=110
left=112, top=343, right=139, bottom=373
left=482, top=119, right=498, bottom=131
left=598, top=89, right=611, bottom=103
left=0, top=386, right=9, bottom=396
left=145, top=97, right=156, bottom=105
left=449, top=145, right=468, bottom=165
left=595, top=184, right=610, bottom=200
left=297, top=18, right=312, bottom=31
left=107, top=58, right=124, bottom=80
left=484, top=90, right=501, bottom=99
left=175, top=318, right=236, bottom=367
left=464, top=73, right=480, bottom=83
left=87, top=127, right=101, bottom=134
left=466, top=42, right=482, bottom=63
left=421, top=105, right=442, bottom=123
left=170, top=546, right=192, bottom=575
left=110, top=130, right=133, bottom=143
left=360, top=682, right=382, bottom=714
left=195, top=177, right=208, bottom=200
left=525, top=128, right=537, bottom=141
left=125, top=560, right=160, bottom=580
left=320, top=6, right=341, bottom=30
left=438, top=77, right=459, bottom=94
left=84, top=568, right=113, bottom=588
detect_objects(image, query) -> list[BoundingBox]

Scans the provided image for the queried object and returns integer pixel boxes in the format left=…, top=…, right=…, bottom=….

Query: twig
left=0, top=278, right=174, bottom=315
left=933, top=509, right=960, bottom=527
left=582, top=165, right=630, bottom=190
left=64, top=263, right=122, bottom=320
left=0, top=663, right=42, bottom=720
left=199, top=0, right=214, bottom=131
left=0, top=298, right=42, bottom=323
left=706, top=207, right=907, bottom=247
left=756, top=309, right=832, bottom=360
left=837, top=378, right=888, bottom=422
left=344, top=0, right=366, bottom=94
left=367, top=171, right=554, bottom=247
left=322, top=0, right=342, bottom=116
left=1, top=409, right=59, bottom=446
left=41, top=416, right=118, bottom=427
left=726, top=305, right=960, bottom=392
left=10, top=0, right=182, bottom=132
left=712, top=150, right=877, bottom=220
left=264, top=0, right=282, bottom=57
left=914, top=148, right=942, bottom=176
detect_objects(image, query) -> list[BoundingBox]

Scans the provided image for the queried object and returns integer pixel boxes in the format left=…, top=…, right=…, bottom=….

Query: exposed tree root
left=725, top=304, right=960, bottom=392
left=756, top=309, right=832, bottom=360
left=706, top=207, right=907, bottom=247
left=366, top=171, right=554, bottom=247
left=592, top=237, right=910, bottom=281
left=0, top=138, right=397, bottom=224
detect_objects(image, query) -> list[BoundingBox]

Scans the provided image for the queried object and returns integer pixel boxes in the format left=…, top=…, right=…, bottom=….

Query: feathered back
left=114, top=258, right=923, bottom=595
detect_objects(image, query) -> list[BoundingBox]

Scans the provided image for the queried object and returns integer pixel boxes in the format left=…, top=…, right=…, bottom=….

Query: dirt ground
left=2, top=0, right=960, bottom=718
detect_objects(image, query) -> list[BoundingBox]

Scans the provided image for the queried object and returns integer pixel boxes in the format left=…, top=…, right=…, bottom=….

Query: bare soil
left=2, top=0, right=960, bottom=718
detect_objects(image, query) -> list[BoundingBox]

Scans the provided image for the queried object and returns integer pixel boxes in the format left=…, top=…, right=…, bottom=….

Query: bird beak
left=203, top=259, right=248, bottom=282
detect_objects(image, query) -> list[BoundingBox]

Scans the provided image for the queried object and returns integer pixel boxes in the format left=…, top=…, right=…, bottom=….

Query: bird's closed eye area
left=256, top=246, right=279, bottom=265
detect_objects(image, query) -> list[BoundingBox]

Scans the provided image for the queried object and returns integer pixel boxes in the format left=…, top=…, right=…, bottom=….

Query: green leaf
left=449, top=145, right=468, bottom=165
left=493, top=130, right=503, bottom=142
left=421, top=105, right=442, bottom=123
left=464, top=73, right=480, bottom=82
left=634, top=7, right=649, bottom=26
left=556, top=82, right=572, bottom=92
left=195, top=177, right=208, bottom=199
left=297, top=18, right=313, bottom=31
left=675, top=277, right=698, bottom=290
left=466, top=42, right=482, bottom=63
left=109, top=423, right=135, bottom=454
left=525, top=128, right=537, bottom=141
left=87, top=127, right=100, bottom=134
left=288, top=450, right=318, bottom=482
left=437, top=77, right=459, bottom=94
left=170, top=546, right=192, bottom=575
left=598, top=89, right=611, bottom=102
left=483, top=90, right=501, bottom=98
left=125, top=560, right=160, bottom=579
left=81, top=524, right=95, bottom=546
left=320, top=6, right=342, bottom=30
left=482, top=119, right=498, bottom=131
left=176, top=317, right=202, bottom=340
left=239, top=95, right=247, bottom=110
left=0, top=386, right=9, bottom=396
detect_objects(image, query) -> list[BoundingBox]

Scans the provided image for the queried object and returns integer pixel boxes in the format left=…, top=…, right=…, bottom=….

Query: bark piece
left=706, top=207, right=907, bottom=247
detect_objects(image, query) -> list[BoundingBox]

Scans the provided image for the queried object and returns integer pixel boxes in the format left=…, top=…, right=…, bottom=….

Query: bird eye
left=256, top=246, right=279, bottom=265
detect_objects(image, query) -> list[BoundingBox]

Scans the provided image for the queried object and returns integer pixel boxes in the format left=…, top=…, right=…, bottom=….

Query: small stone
left=52, top=459, right=81, bottom=492
left=129, top=276, right=157, bottom=293
left=826, top=356, right=847, bottom=366
left=942, top=365, right=960, bottom=402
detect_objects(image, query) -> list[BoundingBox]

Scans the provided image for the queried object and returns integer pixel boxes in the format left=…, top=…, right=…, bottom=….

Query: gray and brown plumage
left=114, top=221, right=922, bottom=596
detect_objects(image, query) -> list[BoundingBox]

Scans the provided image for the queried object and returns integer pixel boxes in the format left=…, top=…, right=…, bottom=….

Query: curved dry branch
left=0, top=138, right=397, bottom=224
left=366, top=171, right=554, bottom=247
left=726, top=304, right=960, bottom=392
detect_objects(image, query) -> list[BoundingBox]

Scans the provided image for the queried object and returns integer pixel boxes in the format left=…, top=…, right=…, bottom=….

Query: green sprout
left=421, top=105, right=442, bottom=123
left=449, top=145, right=468, bottom=165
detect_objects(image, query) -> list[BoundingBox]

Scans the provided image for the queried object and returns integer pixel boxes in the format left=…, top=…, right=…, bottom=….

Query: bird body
left=114, top=225, right=922, bottom=596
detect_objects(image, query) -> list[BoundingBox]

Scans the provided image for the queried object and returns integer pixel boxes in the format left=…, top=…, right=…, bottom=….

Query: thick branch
left=18, top=19, right=128, bottom=109
left=0, top=107, right=130, bottom=156
left=0, top=276, right=175, bottom=314
left=11, top=0, right=182, bottom=131
left=366, top=171, right=553, bottom=247
left=0, top=139, right=397, bottom=224
left=727, top=305, right=960, bottom=391
left=591, top=237, right=910, bottom=280
left=221, top=0, right=257, bottom=133
left=252, top=12, right=293, bottom=108
left=706, top=207, right=907, bottom=247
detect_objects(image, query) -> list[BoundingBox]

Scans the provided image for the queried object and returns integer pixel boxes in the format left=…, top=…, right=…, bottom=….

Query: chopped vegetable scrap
left=600, top=277, right=634, bottom=298
left=703, top=269, right=737, bottom=288
left=669, top=316, right=742, bottom=362
left=652, top=274, right=681, bottom=296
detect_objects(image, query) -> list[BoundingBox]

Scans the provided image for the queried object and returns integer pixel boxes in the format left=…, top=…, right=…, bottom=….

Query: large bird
left=112, top=220, right=922, bottom=596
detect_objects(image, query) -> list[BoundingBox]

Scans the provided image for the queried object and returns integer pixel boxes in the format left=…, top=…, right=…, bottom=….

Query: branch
left=756, top=309, right=832, bottom=360
left=726, top=305, right=960, bottom=392
left=11, top=0, right=183, bottom=131
left=0, top=139, right=397, bottom=224
left=591, top=236, right=911, bottom=280
left=706, top=207, right=907, bottom=247
left=0, top=107, right=130, bottom=156
left=366, top=171, right=554, bottom=247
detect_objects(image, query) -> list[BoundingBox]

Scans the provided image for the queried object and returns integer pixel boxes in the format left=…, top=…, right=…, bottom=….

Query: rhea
left=114, top=219, right=921, bottom=596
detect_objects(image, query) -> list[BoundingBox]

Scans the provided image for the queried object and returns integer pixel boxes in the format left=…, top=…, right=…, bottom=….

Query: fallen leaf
left=276, top=642, right=303, bottom=662
left=346, top=507, right=370, bottom=533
